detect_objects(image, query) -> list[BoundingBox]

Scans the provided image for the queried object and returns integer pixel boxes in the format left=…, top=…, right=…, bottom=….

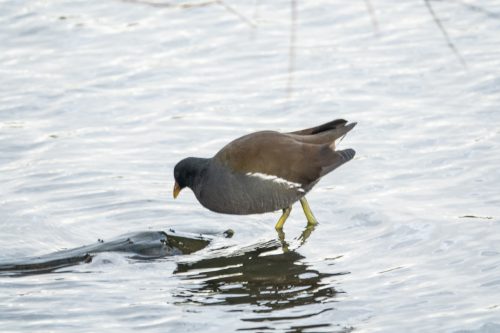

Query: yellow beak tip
left=173, top=182, right=181, bottom=199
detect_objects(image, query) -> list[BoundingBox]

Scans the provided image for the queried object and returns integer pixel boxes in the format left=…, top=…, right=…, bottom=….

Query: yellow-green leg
left=275, top=206, right=292, bottom=230
left=300, top=197, right=318, bottom=226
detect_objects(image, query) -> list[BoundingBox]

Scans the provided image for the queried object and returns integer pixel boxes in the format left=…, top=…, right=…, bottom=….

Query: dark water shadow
left=173, top=237, right=350, bottom=331
left=0, top=230, right=212, bottom=277
left=424, top=0, right=467, bottom=68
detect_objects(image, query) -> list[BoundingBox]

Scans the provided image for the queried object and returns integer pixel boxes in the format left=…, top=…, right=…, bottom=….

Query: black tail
left=289, top=119, right=348, bottom=135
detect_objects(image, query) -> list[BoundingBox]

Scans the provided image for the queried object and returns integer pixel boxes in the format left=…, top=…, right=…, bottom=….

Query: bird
left=173, top=119, right=356, bottom=230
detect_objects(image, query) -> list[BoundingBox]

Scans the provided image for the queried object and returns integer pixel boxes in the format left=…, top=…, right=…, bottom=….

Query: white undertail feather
left=245, top=172, right=305, bottom=192
left=330, top=133, right=347, bottom=150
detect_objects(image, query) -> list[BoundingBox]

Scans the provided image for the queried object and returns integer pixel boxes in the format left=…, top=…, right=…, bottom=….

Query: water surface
left=1, top=0, right=500, bottom=332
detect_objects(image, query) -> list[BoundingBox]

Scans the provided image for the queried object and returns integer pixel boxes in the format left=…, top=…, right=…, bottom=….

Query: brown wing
left=213, top=131, right=351, bottom=185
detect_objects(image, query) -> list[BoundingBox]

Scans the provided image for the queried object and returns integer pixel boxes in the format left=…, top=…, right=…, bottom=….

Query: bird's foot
left=276, top=228, right=290, bottom=252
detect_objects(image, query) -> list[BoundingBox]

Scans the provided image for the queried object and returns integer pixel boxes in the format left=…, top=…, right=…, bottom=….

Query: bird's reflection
left=173, top=235, right=348, bottom=318
left=277, top=223, right=317, bottom=252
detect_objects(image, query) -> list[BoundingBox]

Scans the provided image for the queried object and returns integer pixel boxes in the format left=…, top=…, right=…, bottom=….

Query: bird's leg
left=276, top=207, right=292, bottom=252
left=275, top=206, right=292, bottom=230
left=299, top=197, right=318, bottom=226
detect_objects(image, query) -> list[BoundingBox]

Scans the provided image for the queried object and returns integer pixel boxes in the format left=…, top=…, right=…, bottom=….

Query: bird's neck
left=188, top=158, right=210, bottom=192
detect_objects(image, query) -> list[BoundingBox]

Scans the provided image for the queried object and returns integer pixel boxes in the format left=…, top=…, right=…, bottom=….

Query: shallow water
left=1, top=0, right=500, bottom=332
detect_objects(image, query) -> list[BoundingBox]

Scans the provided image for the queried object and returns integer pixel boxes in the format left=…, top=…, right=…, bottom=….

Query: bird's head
left=173, top=157, right=207, bottom=198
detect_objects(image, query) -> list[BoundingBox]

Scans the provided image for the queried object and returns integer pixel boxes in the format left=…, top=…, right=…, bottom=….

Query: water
left=1, top=0, right=500, bottom=332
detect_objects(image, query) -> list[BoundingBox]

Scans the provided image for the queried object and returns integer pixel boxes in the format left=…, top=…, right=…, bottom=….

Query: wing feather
left=214, top=131, right=350, bottom=186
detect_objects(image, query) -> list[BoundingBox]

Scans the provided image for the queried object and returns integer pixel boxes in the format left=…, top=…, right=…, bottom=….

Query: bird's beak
left=173, top=182, right=181, bottom=199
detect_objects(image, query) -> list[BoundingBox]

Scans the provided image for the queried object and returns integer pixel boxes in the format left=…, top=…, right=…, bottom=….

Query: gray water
left=1, top=0, right=500, bottom=332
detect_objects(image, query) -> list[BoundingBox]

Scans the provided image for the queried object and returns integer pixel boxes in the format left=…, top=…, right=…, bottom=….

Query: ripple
left=1, top=0, right=500, bottom=332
